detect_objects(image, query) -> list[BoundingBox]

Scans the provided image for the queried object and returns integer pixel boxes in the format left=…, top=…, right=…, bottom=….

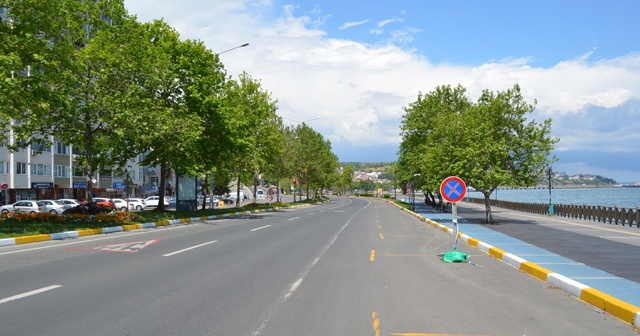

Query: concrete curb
left=0, top=203, right=313, bottom=248
left=391, top=201, right=640, bottom=326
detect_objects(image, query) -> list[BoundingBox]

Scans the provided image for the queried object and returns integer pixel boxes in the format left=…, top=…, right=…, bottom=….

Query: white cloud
left=339, top=19, right=370, bottom=30
left=124, top=1, right=640, bottom=180
left=378, top=18, right=402, bottom=28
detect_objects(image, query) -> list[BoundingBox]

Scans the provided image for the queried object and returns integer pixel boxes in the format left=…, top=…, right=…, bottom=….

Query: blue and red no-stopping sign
left=440, top=176, right=467, bottom=203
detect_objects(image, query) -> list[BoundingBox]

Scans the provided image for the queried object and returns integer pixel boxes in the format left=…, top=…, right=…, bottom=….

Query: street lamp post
left=412, top=173, right=421, bottom=212
left=217, top=42, right=249, bottom=55
left=547, top=165, right=553, bottom=216
left=547, top=165, right=554, bottom=216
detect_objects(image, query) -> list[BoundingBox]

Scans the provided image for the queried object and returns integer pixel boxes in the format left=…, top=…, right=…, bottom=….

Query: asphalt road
left=0, top=197, right=636, bottom=335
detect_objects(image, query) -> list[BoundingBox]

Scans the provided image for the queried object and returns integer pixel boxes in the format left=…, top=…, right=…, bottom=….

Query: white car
left=0, top=200, right=44, bottom=214
left=110, top=199, right=130, bottom=211
left=125, top=198, right=147, bottom=211
left=58, top=199, right=82, bottom=210
left=144, top=196, right=169, bottom=208
left=39, top=200, right=67, bottom=214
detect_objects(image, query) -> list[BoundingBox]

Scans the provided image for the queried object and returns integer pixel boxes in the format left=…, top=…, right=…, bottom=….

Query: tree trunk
left=157, top=161, right=167, bottom=211
left=236, top=176, right=241, bottom=207
left=483, top=192, right=493, bottom=224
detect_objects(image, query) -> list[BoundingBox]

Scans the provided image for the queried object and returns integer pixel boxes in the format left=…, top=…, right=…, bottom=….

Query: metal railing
left=467, top=198, right=639, bottom=228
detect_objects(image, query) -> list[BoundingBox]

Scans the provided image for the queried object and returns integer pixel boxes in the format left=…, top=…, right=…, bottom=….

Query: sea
left=466, top=187, right=640, bottom=210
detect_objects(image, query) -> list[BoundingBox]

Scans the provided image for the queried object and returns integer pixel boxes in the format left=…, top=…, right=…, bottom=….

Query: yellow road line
left=372, top=311, right=380, bottom=336
left=379, top=233, right=385, bottom=240
left=370, top=250, right=376, bottom=261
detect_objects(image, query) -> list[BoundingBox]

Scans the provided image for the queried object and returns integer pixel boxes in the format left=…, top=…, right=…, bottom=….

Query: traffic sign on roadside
left=440, top=176, right=467, bottom=203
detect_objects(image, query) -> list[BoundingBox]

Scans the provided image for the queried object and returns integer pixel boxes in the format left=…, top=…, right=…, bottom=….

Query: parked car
left=144, top=196, right=169, bottom=208
left=110, top=199, right=130, bottom=211
left=57, top=199, right=81, bottom=210
left=124, top=198, right=146, bottom=211
left=211, top=196, right=225, bottom=207
left=166, top=196, right=176, bottom=209
left=39, top=200, right=67, bottom=214
left=92, top=197, right=115, bottom=210
left=0, top=200, right=45, bottom=214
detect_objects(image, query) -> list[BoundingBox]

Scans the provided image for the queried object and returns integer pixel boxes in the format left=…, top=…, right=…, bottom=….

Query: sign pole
left=452, top=202, right=458, bottom=250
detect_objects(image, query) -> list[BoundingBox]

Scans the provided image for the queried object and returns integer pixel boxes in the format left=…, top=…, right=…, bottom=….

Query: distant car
left=0, top=200, right=45, bottom=214
left=92, top=197, right=115, bottom=210
left=39, top=200, right=66, bottom=214
left=57, top=199, right=81, bottom=210
left=145, top=196, right=169, bottom=208
left=125, top=198, right=146, bottom=211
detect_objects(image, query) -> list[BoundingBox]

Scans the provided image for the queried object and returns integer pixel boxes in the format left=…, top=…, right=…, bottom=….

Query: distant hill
left=339, top=162, right=619, bottom=186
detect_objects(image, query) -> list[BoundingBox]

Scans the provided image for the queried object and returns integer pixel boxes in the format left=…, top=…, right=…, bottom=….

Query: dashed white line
left=0, top=285, right=62, bottom=305
left=288, top=217, right=300, bottom=221
left=163, top=240, right=217, bottom=257
left=251, top=225, right=272, bottom=232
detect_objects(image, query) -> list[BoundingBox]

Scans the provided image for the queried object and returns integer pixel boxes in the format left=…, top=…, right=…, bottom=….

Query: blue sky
left=124, top=0, right=640, bottom=183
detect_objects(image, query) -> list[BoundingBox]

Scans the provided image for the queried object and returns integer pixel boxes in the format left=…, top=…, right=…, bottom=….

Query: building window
left=71, top=146, right=85, bottom=156
left=55, top=165, right=70, bottom=178
left=31, top=142, right=52, bottom=152
left=99, top=169, right=112, bottom=179
left=31, top=163, right=52, bottom=176
left=16, top=162, right=27, bottom=175
left=150, top=176, right=159, bottom=185
left=54, top=142, right=68, bottom=155
left=0, top=161, right=8, bottom=174
left=138, top=167, right=143, bottom=180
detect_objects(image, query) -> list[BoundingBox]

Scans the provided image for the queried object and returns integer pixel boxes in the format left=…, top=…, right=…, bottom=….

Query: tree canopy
left=1, top=0, right=338, bottom=207
left=398, top=84, right=558, bottom=223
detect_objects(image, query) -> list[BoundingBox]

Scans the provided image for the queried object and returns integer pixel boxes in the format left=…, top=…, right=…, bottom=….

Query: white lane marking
left=251, top=199, right=371, bottom=336
left=0, top=224, right=195, bottom=256
left=288, top=217, right=300, bottom=221
left=328, top=198, right=353, bottom=210
left=0, top=285, right=62, bottom=305
left=251, top=225, right=272, bottom=232
left=163, top=240, right=217, bottom=257
left=308, top=212, right=315, bottom=215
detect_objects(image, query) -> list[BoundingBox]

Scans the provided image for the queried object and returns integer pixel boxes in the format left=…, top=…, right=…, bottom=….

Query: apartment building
left=0, top=140, right=156, bottom=205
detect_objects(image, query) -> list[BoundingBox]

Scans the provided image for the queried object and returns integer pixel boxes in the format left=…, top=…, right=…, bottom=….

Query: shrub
left=63, top=202, right=111, bottom=215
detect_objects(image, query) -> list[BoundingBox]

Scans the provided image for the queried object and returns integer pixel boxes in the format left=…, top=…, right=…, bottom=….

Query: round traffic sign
left=440, top=176, right=467, bottom=203
left=0, top=183, right=7, bottom=190
left=268, top=195, right=274, bottom=202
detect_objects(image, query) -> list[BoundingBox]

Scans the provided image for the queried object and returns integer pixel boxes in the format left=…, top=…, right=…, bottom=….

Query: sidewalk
left=405, top=199, right=640, bottom=326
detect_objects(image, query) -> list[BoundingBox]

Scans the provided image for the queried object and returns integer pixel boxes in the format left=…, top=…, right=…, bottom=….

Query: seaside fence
left=467, top=198, right=639, bottom=228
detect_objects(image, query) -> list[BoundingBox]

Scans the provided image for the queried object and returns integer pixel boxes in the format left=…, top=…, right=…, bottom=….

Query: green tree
left=398, top=85, right=470, bottom=204
left=134, top=21, right=228, bottom=210
left=2, top=0, right=145, bottom=201
left=339, top=164, right=355, bottom=195
left=456, top=85, right=558, bottom=223
left=399, top=84, right=557, bottom=223
left=222, top=72, right=279, bottom=206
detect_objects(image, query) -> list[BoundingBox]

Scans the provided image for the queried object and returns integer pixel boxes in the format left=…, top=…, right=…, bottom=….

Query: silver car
left=0, top=200, right=44, bottom=214
left=57, top=199, right=82, bottom=210
left=40, top=200, right=67, bottom=214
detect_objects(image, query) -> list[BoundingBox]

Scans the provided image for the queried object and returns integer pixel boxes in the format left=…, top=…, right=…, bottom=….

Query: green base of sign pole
left=441, top=250, right=470, bottom=263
